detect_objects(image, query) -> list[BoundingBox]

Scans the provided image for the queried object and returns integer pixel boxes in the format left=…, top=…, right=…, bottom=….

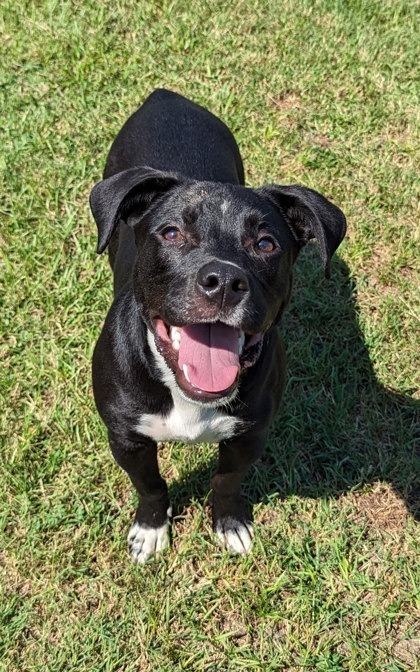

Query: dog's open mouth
left=152, top=318, right=263, bottom=401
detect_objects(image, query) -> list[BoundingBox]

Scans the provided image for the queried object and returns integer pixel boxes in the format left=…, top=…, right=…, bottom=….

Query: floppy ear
left=89, top=166, right=181, bottom=254
left=259, top=184, right=346, bottom=277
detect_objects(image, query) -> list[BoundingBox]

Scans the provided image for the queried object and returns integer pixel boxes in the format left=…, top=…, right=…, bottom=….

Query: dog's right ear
left=89, top=167, right=181, bottom=254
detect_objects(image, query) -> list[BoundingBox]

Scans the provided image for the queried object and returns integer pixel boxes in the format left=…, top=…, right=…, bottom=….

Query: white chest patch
left=134, top=330, right=241, bottom=444
left=136, top=402, right=238, bottom=444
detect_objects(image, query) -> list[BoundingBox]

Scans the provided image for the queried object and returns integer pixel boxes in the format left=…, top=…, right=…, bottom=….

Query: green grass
left=1, top=0, right=419, bottom=670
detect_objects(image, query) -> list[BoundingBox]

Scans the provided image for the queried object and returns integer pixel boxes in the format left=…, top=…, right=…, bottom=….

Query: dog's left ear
left=90, top=166, right=181, bottom=254
left=258, top=185, right=346, bottom=277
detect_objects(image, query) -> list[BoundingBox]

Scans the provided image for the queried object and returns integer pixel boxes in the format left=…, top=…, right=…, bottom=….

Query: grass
left=1, top=0, right=419, bottom=670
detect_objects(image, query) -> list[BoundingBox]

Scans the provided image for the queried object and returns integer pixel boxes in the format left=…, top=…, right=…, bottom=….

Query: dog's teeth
left=170, top=326, right=181, bottom=340
left=238, top=332, right=245, bottom=353
left=170, top=326, right=181, bottom=350
left=182, top=364, right=191, bottom=383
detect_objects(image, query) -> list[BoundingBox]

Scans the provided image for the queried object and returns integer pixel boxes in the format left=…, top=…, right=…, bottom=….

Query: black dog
left=90, top=89, right=346, bottom=563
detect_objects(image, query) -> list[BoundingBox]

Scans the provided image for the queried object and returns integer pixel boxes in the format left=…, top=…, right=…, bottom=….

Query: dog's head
left=90, top=167, right=346, bottom=403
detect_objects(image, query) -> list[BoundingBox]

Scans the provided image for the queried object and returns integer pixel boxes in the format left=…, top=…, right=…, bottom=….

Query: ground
left=1, top=0, right=419, bottom=670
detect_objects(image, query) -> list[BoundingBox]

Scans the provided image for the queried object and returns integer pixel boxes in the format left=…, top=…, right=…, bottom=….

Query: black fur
left=90, top=89, right=346, bottom=560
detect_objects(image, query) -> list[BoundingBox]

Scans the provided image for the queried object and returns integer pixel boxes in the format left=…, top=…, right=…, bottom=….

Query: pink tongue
left=178, top=323, right=240, bottom=393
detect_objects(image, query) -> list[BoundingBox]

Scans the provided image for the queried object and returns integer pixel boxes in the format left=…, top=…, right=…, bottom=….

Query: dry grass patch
left=346, top=482, right=410, bottom=534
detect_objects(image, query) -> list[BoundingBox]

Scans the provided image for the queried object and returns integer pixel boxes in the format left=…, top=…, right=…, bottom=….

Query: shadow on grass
left=169, top=247, right=419, bottom=521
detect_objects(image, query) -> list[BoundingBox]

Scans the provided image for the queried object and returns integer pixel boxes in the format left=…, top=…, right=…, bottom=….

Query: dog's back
left=103, top=89, right=245, bottom=184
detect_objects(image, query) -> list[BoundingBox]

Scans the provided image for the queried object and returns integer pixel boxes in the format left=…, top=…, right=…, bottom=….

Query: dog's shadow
left=169, top=247, right=419, bottom=522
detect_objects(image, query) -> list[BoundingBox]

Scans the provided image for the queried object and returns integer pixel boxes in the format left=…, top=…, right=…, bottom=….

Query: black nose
left=196, top=260, right=249, bottom=306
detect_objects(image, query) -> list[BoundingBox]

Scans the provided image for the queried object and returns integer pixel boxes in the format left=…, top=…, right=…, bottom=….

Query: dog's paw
left=127, top=520, right=170, bottom=564
left=215, top=516, right=254, bottom=555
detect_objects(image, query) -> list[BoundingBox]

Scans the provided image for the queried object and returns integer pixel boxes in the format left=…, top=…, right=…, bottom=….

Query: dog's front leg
left=109, top=433, right=171, bottom=563
left=211, top=431, right=266, bottom=555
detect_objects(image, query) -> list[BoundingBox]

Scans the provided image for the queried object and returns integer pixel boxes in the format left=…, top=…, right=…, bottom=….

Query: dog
left=89, top=89, right=346, bottom=563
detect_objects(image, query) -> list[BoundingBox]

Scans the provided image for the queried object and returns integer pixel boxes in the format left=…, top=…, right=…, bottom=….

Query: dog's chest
left=135, top=394, right=239, bottom=444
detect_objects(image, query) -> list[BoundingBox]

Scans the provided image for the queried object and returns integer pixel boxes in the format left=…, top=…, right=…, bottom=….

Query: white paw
left=215, top=518, right=254, bottom=555
left=127, top=520, right=170, bottom=564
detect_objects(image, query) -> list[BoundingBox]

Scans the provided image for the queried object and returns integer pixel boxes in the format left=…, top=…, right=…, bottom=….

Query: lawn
left=1, top=0, right=419, bottom=670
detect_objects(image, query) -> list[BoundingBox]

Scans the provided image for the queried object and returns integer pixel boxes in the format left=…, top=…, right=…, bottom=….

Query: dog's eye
left=257, top=236, right=276, bottom=253
left=161, top=226, right=183, bottom=242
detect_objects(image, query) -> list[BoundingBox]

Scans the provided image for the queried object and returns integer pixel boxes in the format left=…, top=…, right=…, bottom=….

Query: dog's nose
left=196, top=261, right=249, bottom=306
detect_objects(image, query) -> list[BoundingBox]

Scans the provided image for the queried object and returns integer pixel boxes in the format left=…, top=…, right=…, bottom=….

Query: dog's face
left=132, top=181, right=298, bottom=401
left=90, top=167, right=346, bottom=402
